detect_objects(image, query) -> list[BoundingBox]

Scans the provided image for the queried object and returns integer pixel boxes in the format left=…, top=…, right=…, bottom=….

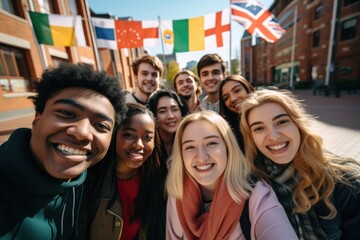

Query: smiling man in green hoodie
left=0, top=62, right=126, bottom=239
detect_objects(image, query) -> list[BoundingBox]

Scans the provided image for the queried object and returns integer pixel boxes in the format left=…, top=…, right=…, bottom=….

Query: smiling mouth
left=267, top=143, right=288, bottom=151
left=195, top=163, right=214, bottom=171
left=57, top=144, right=88, bottom=156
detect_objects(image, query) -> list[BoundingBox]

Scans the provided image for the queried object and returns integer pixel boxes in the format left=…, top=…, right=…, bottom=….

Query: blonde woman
left=166, top=111, right=297, bottom=239
left=240, top=89, right=360, bottom=239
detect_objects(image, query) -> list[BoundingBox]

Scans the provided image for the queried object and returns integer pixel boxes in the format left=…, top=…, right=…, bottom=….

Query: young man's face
left=175, top=73, right=197, bottom=99
left=30, top=87, right=116, bottom=180
left=199, top=63, right=225, bottom=95
left=135, top=62, right=160, bottom=95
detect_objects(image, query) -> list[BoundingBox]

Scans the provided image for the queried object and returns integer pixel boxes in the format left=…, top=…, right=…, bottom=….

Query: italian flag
left=29, top=11, right=86, bottom=46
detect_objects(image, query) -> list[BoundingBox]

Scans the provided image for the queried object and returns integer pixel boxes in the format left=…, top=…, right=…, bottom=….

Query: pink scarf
left=176, top=174, right=245, bottom=239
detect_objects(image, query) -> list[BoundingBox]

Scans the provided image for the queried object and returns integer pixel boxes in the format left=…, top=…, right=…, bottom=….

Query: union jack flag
left=231, top=0, right=285, bottom=43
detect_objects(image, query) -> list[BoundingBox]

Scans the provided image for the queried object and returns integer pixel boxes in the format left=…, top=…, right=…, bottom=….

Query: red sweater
left=117, top=172, right=140, bottom=240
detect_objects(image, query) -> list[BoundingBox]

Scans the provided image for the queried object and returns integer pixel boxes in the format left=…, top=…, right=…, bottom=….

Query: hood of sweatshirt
left=0, top=128, right=86, bottom=194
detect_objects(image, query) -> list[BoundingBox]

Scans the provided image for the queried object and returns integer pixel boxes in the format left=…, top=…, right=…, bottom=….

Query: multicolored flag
left=92, top=18, right=158, bottom=49
left=231, top=0, right=285, bottom=43
left=29, top=11, right=86, bottom=46
left=161, top=8, right=230, bottom=53
left=115, top=20, right=158, bottom=48
left=92, top=17, right=117, bottom=49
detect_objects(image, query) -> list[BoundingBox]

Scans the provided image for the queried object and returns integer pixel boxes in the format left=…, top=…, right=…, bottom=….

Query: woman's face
left=182, top=120, right=227, bottom=194
left=156, top=96, right=182, bottom=135
left=247, top=102, right=301, bottom=164
left=116, top=113, right=155, bottom=177
left=221, top=81, right=249, bottom=113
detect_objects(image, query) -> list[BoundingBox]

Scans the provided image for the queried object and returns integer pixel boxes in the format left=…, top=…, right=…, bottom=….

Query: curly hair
left=132, top=54, right=164, bottom=77
left=29, top=62, right=126, bottom=128
left=240, top=89, right=360, bottom=218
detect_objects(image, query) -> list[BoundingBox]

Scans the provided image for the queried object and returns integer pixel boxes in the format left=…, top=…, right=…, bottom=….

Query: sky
left=88, top=0, right=274, bottom=69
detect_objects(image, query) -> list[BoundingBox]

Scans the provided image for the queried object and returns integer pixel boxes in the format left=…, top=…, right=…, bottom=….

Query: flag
left=29, top=11, right=86, bottom=46
left=204, top=8, right=231, bottom=50
left=115, top=20, right=158, bottom=48
left=161, top=9, right=230, bottom=53
left=92, top=17, right=117, bottom=49
left=231, top=0, right=285, bottom=43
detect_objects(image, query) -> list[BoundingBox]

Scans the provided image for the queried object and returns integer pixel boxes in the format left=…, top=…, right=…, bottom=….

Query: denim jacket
left=315, top=179, right=360, bottom=240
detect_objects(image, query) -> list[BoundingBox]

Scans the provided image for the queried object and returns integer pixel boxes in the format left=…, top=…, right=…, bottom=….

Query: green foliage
left=165, top=60, right=180, bottom=88
left=230, top=59, right=240, bottom=74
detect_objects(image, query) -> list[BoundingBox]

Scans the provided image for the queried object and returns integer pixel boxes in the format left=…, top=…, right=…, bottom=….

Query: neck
left=200, top=184, right=217, bottom=203
left=133, top=90, right=149, bottom=104
left=207, top=92, right=219, bottom=103
left=160, top=131, right=175, bottom=155
left=116, top=161, right=137, bottom=180
left=187, top=94, right=198, bottom=112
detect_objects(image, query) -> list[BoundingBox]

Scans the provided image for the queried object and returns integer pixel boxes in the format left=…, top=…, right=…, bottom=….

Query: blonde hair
left=166, top=110, right=253, bottom=203
left=240, top=89, right=360, bottom=218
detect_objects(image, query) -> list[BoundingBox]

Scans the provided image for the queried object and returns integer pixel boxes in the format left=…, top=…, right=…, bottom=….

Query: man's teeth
left=57, top=144, right=87, bottom=155
left=269, top=143, right=286, bottom=150
left=196, top=164, right=212, bottom=170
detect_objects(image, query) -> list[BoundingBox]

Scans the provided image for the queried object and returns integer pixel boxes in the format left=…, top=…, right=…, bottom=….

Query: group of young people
left=1, top=52, right=359, bottom=240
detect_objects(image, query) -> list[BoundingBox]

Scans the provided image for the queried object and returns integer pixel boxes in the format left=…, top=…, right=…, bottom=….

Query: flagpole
left=289, top=6, right=297, bottom=90
left=229, top=1, right=232, bottom=74
left=325, top=0, right=339, bottom=87
left=28, top=1, right=47, bottom=69
left=84, top=0, right=102, bottom=70
left=158, top=16, right=167, bottom=78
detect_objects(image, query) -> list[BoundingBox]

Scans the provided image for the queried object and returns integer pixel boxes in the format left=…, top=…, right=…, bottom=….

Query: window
left=314, top=4, right=322, bottom=20
left=68, top=0, right=78, bottom=15
left=340, top=18, right=357, bottom=40
left=313, top=30, right=320, bottom=47
left=51, top=57, right=67, bottom=68
left=244, top=53, right=249, bottom=66
left=0, top=0, right=22, bottom=17
left=38, top=0, right=54, bottom=13
left=343, top=0, right=360, bottom=7
left=0, top=45, right=31, bottom=92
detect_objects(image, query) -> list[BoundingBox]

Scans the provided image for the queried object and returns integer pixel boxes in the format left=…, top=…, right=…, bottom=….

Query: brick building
left=0, top=0, right=143, bottom=113
left=241, top=0, right=360, bottom=90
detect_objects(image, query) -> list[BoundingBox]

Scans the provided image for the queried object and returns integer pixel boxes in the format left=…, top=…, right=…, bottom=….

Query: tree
left=231, top=58, right=240, bottom=74
left=165, top=60, right=180, bottom=88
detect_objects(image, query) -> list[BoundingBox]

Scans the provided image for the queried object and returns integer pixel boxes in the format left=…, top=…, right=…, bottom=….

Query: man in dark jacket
left=0, top=63, right=126, bottom=239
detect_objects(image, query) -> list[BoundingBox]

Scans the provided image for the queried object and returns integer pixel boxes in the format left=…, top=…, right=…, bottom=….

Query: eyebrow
left=53, top=98, right=114, bottom=123
left=249, top=113, right=289, bottom=128
left=123, top=126, right=154, bottom=133
left=182, top=135, right=220, bottom=145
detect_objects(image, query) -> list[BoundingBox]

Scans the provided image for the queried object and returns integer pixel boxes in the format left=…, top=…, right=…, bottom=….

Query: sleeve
left=249, top=180, right=298, bottom=240
left=336, top=180, right=360, bottom=239
left=166, top=196, right=184, bottom=240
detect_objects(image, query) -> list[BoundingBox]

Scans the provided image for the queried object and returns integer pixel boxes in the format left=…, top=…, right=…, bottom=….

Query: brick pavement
left=294, top=90, right=360, bottom=160
left=0, top=90, right=359, bottom=161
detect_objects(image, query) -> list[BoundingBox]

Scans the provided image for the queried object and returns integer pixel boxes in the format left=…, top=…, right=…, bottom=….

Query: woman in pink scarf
left=165, top=110, right=298, bottom=239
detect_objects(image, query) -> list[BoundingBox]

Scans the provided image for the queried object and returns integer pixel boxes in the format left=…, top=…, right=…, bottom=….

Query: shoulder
left=248, top=180, right=281, bottom=217
left=166, top=196, right=184, bottom=239
left=125, top=91, right=137, bottom=104
left=248, top=180, right=298, bottom=239
left=200, top=96, right=208, bottom=106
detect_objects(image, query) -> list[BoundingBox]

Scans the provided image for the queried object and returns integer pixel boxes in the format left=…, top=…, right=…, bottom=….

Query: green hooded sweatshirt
left=0, top=128, right=86, bottom=239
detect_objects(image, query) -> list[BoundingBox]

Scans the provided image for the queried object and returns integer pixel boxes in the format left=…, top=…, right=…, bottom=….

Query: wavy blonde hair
left=166, top=110, right=253, bottom=203
left=240, top=89, right=360, bottom=218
